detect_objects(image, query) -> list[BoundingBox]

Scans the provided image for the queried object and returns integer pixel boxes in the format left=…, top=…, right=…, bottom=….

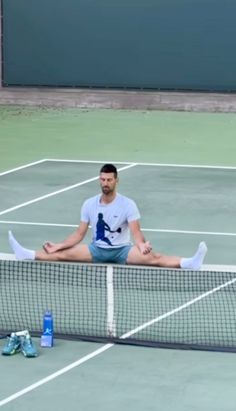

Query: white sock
left=180, top=241, right=207, bottom=270
left=8, top=231, right=35, bottom=260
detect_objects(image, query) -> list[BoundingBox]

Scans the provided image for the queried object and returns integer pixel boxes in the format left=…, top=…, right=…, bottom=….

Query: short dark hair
left=100, top=163, right=118, bottom=178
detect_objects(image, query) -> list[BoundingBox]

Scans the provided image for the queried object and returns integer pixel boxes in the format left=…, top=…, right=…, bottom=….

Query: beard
left=102, top=186, right=114, bottom=195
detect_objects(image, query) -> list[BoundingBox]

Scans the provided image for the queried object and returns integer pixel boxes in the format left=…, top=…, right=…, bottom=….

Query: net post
left=106, top=265, right=116, bottom=337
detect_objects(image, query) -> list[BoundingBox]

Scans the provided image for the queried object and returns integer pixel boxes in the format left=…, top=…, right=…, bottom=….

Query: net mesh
left=1, top=259, right=236, bottom=352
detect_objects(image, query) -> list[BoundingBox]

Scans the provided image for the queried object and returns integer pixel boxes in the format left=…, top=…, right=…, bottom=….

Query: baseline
left=0, top=164, right=137, bottom=217
left=46, top=158, right=236, bottom=170
left=0, top=159, right=48, bottom=177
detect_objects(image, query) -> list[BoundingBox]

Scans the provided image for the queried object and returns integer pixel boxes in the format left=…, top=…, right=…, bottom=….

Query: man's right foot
left=8, top=230, right=35, bottom=260
left=21, top=334, right=38, bottom=358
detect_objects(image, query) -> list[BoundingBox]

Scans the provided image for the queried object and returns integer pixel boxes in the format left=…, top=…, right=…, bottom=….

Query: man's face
left=99, top=172, right=118, bottom=195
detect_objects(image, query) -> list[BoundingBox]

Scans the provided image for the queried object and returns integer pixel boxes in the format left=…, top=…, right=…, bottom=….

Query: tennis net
left=1, top=259, right=236, bottom=352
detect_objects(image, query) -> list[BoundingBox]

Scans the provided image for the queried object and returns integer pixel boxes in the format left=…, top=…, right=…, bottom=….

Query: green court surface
left=1, top=105, right=236, bottom=170
left=1, top=106, right=236, bottom=411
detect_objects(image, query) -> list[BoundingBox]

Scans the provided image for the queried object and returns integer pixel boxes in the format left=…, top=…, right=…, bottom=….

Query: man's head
left=99, top=164, right=118, bottom=195
left=100, top=164, right=118, bottom=178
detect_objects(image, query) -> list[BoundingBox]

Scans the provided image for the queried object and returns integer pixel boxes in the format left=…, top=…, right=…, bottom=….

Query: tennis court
left=1, top=107, right=236, bottom=410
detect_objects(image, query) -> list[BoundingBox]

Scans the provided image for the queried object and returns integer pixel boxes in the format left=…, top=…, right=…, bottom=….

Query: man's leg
left=36, top=244, right=92, bottom=262
left=126, top=242, right=207, bottom=270
left=8, top=231, right=92, bottom=262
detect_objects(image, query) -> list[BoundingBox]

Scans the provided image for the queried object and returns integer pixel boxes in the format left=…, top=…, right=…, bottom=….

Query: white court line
left=0, top=159, right=47, bottom=176
left=0, top=220, right=236, bottom=237
left=0, top=164, right=137, bottom=217
left=0, top=253, right=16, bottom=260
left=0, top=220, right=77, bottom=228
left=45, top=158, right=236, bottom=170
left=120, top=275, right=236, bottom=339
left=46, top=159, right=134, bottom=165
left=0, top=344, right=114, bottom=407
left=3, top=159, right=236, bottom=176
left=1, top=274, right=236, bottom=407
left=144, top=228, right=236, bottom=237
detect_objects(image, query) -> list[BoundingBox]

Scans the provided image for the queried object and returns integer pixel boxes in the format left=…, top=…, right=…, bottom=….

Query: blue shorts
left=88, top=243, right=132, bottom=264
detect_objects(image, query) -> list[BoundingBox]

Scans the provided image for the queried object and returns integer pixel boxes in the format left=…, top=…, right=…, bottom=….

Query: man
left=8, top=163, right=207, bottom=269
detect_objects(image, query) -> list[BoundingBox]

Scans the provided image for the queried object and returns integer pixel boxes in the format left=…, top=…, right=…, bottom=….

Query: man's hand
left=43, top=241, right=62, bottom=254
left=139, top=241, right=152, bottom=255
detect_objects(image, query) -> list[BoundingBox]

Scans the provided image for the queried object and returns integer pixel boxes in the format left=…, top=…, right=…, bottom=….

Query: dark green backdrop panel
left=2, top=0, right=236, bottom=90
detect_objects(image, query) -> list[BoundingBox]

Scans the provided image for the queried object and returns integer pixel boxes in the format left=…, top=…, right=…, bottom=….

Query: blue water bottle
left=40, top=311, right=54, bottom=347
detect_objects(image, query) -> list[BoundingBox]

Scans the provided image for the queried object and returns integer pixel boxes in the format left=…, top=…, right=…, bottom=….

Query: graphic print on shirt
left=96, top=213, right=121, bottom=246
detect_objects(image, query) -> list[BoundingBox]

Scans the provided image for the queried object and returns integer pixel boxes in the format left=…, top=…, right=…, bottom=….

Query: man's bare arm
left=43, top=221, right=89, bottom=254
left=128, top=220, right=152, bottom=254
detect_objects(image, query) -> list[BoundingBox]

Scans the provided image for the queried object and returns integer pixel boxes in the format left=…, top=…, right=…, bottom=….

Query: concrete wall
left=2, top=0, right=236, bottom=91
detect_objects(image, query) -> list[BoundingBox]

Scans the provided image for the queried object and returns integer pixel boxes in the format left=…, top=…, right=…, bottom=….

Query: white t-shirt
left=81, top=193, right=140, bottom=248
